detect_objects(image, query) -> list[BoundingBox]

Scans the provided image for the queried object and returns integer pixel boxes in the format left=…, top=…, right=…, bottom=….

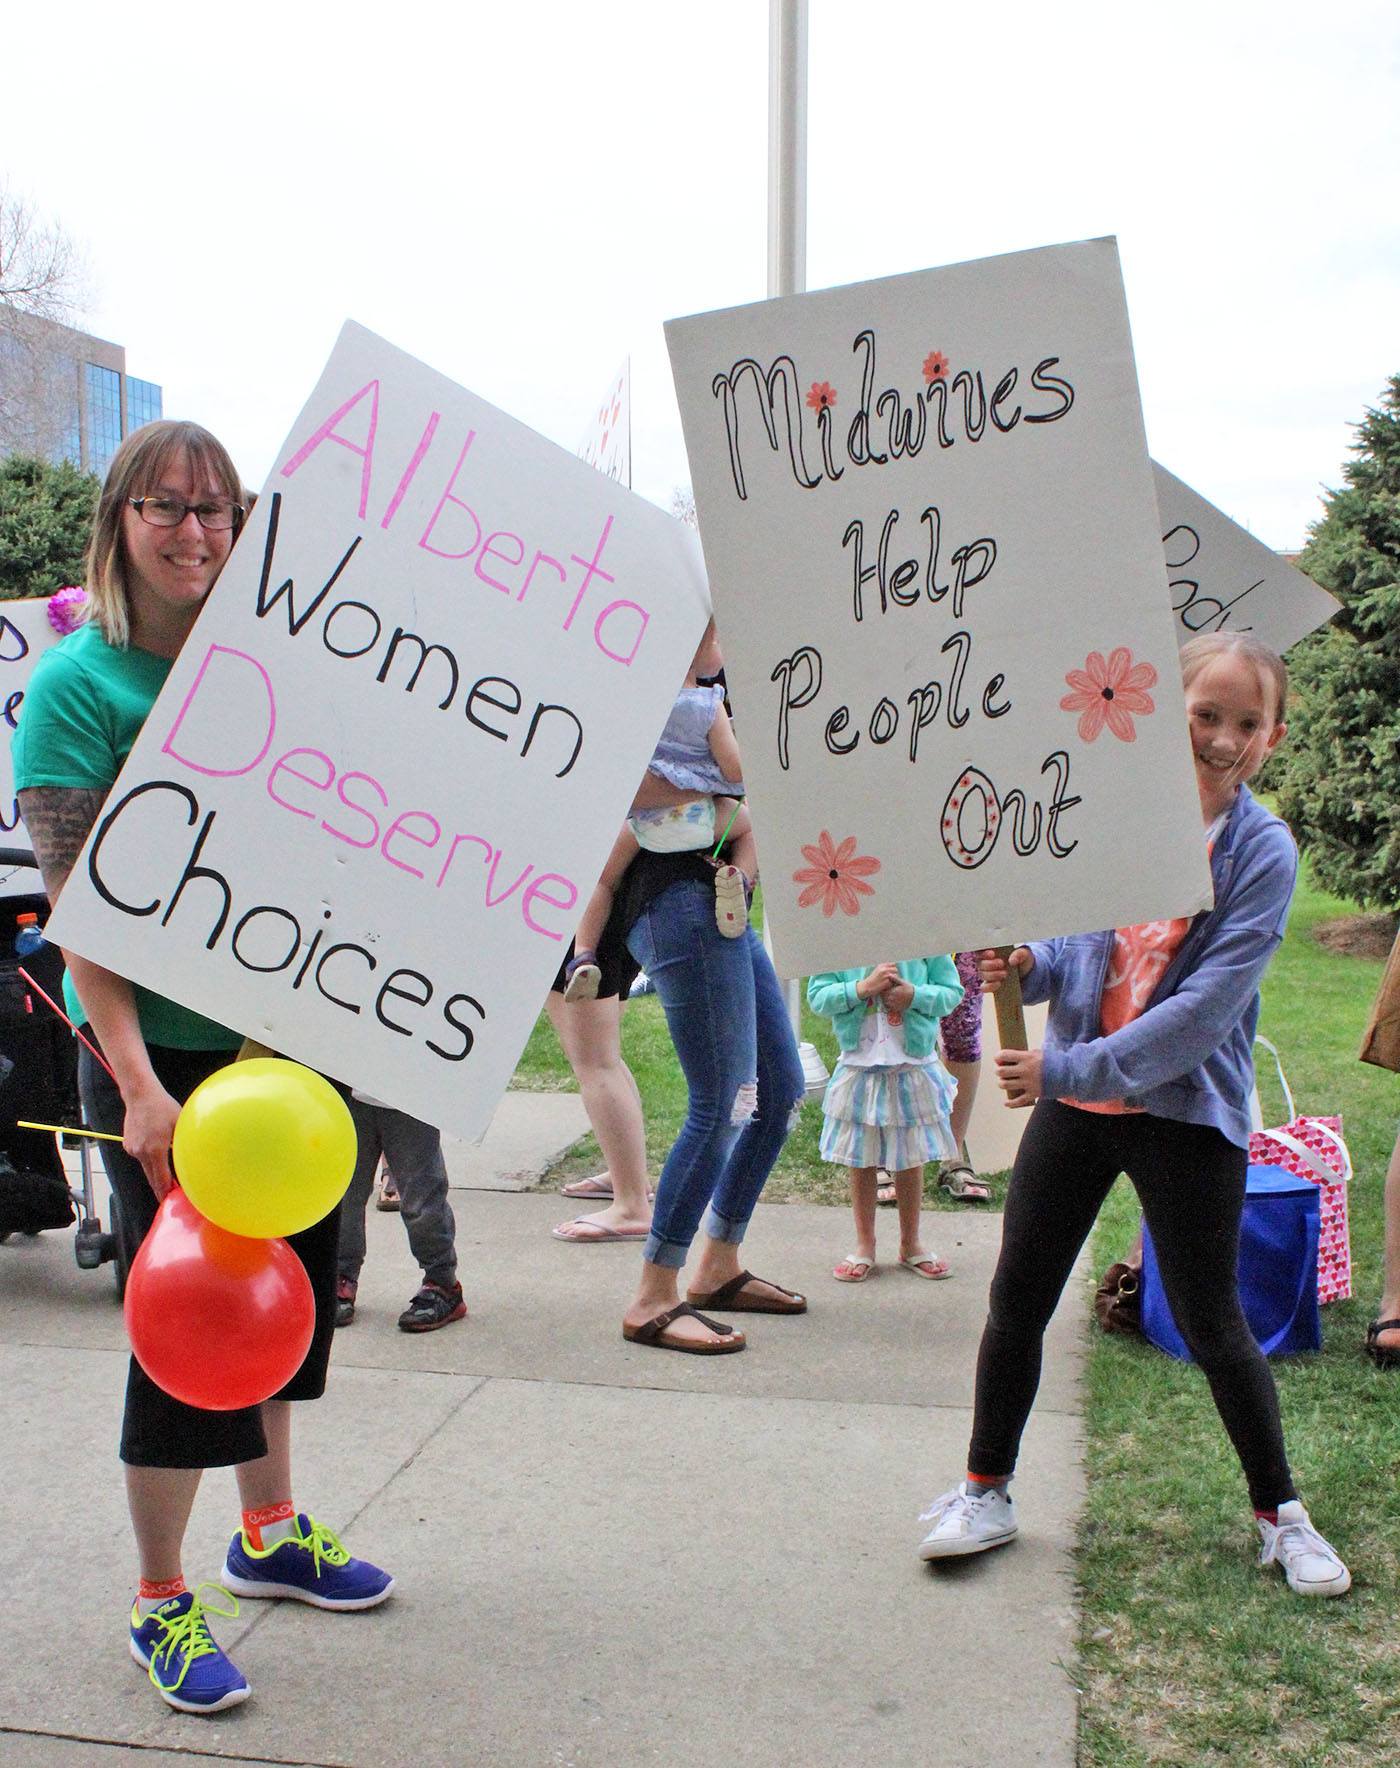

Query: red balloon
left=124, top=1189, right=314, bottom=1411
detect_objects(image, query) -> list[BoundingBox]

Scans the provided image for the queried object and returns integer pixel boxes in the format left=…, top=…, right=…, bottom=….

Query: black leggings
left=968, top=1101, right=1296, bottom=1511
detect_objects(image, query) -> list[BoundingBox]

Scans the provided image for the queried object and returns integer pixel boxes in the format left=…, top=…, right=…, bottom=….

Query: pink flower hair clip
left=46, top=586, right=87, bottom=636
left=47, top=585, right=88, bottom=636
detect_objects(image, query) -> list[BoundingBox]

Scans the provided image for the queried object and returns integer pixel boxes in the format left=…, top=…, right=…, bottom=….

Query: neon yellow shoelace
left=142, top=1583, right=239, bottom=1692
left=274, top=1515, right=351, bottom=1573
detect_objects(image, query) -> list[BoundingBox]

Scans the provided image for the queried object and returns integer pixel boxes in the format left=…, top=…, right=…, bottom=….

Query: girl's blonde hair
left=1179, top=632, right=1288, bottom=727
left=84, top=420, right=245, bottom=648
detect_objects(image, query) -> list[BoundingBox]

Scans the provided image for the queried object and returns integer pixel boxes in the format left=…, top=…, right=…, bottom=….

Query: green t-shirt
left=12, top=621, right=240, bottom=1052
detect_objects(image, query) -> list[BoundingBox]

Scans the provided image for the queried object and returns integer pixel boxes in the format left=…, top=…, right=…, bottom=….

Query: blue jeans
left=626, top=878, right=804, bottom=1268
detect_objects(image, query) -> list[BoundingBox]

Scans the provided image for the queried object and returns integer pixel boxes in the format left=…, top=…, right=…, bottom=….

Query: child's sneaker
left=714, top=865, right=748, bottom=937
left=917, top=1481, right=1018, bottom=1559
left=222, top=1514, right=395, bottom=1609
left=129, top=1585, right=250, bottom=1714
left=563, top=951, right=601, bottom=1002
left=1257, top=1500, right=1351, bottom=1596
left=334, top=1276, right=357, bottom=1328
left=398, top=1279, right=468, bottom=1333
left=374, top=1167, right=401, bottom=1211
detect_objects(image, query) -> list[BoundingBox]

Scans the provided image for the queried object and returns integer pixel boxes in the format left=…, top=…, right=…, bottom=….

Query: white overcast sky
left=6, top=0, right=1397, bottom=547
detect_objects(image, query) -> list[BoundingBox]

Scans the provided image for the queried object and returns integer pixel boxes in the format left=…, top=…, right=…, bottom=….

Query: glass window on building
left=126, top=376, right=163, bottom=436
left=85, top=361, right=123, bottom=475
left=0, top=335, right=80, bottom=465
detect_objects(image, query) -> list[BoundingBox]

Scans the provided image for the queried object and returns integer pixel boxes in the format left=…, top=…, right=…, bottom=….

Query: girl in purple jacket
left=917, top=634, right=1350, bottom=1599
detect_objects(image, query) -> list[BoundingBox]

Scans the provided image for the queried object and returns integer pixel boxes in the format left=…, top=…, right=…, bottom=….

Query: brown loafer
left=687, top=1269, right=808, bottom=1314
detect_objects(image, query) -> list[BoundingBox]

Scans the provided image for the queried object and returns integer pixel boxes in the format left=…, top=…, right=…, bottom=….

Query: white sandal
left=833, top=1253, right=876, bottom=1283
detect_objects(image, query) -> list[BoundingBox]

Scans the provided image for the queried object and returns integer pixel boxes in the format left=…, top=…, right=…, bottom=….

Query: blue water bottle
left=13, top=912, right=45, bottom=957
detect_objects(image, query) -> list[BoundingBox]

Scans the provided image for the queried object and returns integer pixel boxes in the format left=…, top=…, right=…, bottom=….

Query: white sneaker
left=917, top=1481, right=1018, bottom=1560
left=1257, top=1500, right=1351, bottom=1597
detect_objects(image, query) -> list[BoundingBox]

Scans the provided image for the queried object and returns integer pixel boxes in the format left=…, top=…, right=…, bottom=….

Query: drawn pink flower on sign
left=922, top=350, right=950, bottom=384
left=793, top=831, right=881, bottom=917
left=806, top=381, right=837, bottom=412
left=1060, top=647, right=1158, bottom=743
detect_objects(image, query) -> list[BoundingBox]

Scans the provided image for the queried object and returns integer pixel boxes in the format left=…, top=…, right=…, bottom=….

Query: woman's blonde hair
left=1179, top=632, right=1288, bottom=727
left=84, top=420, right=245, bottom=648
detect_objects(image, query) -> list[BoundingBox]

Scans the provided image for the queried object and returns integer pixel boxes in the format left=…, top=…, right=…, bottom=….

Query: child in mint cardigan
left=807, top=957, right=963, bottom=1284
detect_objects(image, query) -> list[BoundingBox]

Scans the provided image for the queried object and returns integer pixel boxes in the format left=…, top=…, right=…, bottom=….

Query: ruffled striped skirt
left=818, top=1056, right=959, bottom=1171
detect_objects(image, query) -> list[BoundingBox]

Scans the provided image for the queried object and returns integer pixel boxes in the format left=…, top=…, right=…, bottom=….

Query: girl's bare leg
left=895, top=1167, right=928, bottom=1258
left=235, top=1399, right=293, bottom=1510
left=547, top=993, right=651, bottom=1237
left=127, top=1465, right=202, bottom=1584
left=1375, top=1132, right=1400, bottom=1357
left=945, top=1058, right=980, bottom=1155
left=846, top=1166, right=878, bottom=1264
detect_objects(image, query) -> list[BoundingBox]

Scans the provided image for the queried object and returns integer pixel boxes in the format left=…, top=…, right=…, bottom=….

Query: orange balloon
left=124, top=1189, right=314, bottom=1410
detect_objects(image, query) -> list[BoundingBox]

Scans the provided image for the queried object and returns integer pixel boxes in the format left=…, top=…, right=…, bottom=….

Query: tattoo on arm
left=16, top=787, right=107, bottom=903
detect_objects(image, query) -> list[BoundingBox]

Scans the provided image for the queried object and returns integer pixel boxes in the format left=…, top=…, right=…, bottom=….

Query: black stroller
left=0, top=848, right=124, bottom=1290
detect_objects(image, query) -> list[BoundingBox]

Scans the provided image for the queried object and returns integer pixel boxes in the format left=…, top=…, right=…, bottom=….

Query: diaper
left=627, top=798, right=716, bottom=854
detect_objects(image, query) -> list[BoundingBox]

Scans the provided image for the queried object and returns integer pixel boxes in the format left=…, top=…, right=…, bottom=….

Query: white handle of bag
left=1250, top=1035, right=1350, bottom=1184
left=1258, top=1121, right=1352, bottom=1187
left=1252, top=1035, right=1296, bottom=1125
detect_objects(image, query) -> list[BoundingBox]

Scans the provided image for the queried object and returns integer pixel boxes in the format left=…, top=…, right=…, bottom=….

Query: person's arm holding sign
left=19, top=785, right=181, bottom=1195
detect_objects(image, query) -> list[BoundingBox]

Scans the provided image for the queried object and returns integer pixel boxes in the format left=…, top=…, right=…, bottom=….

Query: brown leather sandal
left=622, top=1303, right=745, bottom=1354
left=687, top=1269, right=808, bottom=1314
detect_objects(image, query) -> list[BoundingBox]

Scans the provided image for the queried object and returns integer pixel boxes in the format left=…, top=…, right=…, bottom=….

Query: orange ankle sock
left=242, top=1500, right=296, bottom=1550
left=136, top=1574, right=186, bottom=1614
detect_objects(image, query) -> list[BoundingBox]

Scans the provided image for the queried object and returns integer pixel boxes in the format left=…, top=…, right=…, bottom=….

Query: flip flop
left=622, top=1302, right=745, bottom=1355
left=551, top=1216, right=649, bottom=1243
left=900, top=1254, right=951, bottom=1280
left=687, top=1268, right=807, bottom=1314
left=833, top=1254, right=876, bottom=1283
left=561, top=1175, right=614, bottom=1200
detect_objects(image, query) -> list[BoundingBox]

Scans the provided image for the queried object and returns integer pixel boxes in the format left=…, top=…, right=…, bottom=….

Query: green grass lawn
left=513, top=877, right=1398, bottom=1761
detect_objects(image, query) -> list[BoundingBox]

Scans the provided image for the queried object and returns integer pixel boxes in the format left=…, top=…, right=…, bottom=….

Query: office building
left=0, top=314, right=162, bottom=477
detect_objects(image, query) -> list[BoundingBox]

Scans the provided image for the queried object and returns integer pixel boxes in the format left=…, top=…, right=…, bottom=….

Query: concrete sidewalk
left=0, top=1121, right=1085, bottom=1768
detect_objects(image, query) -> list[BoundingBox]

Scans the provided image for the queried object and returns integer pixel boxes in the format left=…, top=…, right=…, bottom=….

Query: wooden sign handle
left=990, top=944, right=1028, bottom=1052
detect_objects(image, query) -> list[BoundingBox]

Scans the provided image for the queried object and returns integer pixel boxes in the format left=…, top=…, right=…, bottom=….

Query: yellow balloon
left=173, top=1059, right=357, bottom=1239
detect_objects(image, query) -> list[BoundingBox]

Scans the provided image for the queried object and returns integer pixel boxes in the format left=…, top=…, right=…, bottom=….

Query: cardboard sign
left=666, top=239, right=1211, bottom=975
left=577, top=358, right=631, bottom=487
left=1153, top=462, right=1339, bottom=653
left=47, top=323, right=708, bottom=1136
left=0, top=597, right=68, bottom=897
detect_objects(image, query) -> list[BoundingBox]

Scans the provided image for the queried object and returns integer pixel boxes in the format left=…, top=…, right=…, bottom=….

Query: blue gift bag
left=1141, top=1163, right=1321, bottom=1360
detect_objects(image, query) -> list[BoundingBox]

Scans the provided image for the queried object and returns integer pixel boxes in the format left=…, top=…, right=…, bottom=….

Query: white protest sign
left=47, top=322, right=708, bottom=1136
left=577, top=358, right=631, bottom=487
left=0, top=597, right=69, bottom=896
left=1153, top=462, right=1339, bottom=653
left=666, top=238, right=1211, bottom=976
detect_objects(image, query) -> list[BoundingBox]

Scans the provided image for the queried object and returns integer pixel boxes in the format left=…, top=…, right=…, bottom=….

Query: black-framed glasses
left=128, top=495, right=245, bottom=532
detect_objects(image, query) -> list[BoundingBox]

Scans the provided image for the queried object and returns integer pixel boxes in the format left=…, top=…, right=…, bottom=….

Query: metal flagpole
left=765, top=0, right=827, bottom=1096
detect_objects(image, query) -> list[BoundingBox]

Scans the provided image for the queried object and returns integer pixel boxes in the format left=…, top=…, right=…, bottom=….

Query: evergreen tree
left=1274, top=375, right=1400, bottom=908
left=0, top=452, right=98, bottom=600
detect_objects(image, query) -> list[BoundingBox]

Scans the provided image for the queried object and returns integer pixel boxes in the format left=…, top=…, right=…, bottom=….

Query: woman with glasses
left=14, top=421, right=392, bottom=1718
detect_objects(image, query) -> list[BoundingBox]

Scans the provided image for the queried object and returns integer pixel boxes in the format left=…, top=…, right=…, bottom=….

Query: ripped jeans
left=627, top=878, right=805, bottom=1269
